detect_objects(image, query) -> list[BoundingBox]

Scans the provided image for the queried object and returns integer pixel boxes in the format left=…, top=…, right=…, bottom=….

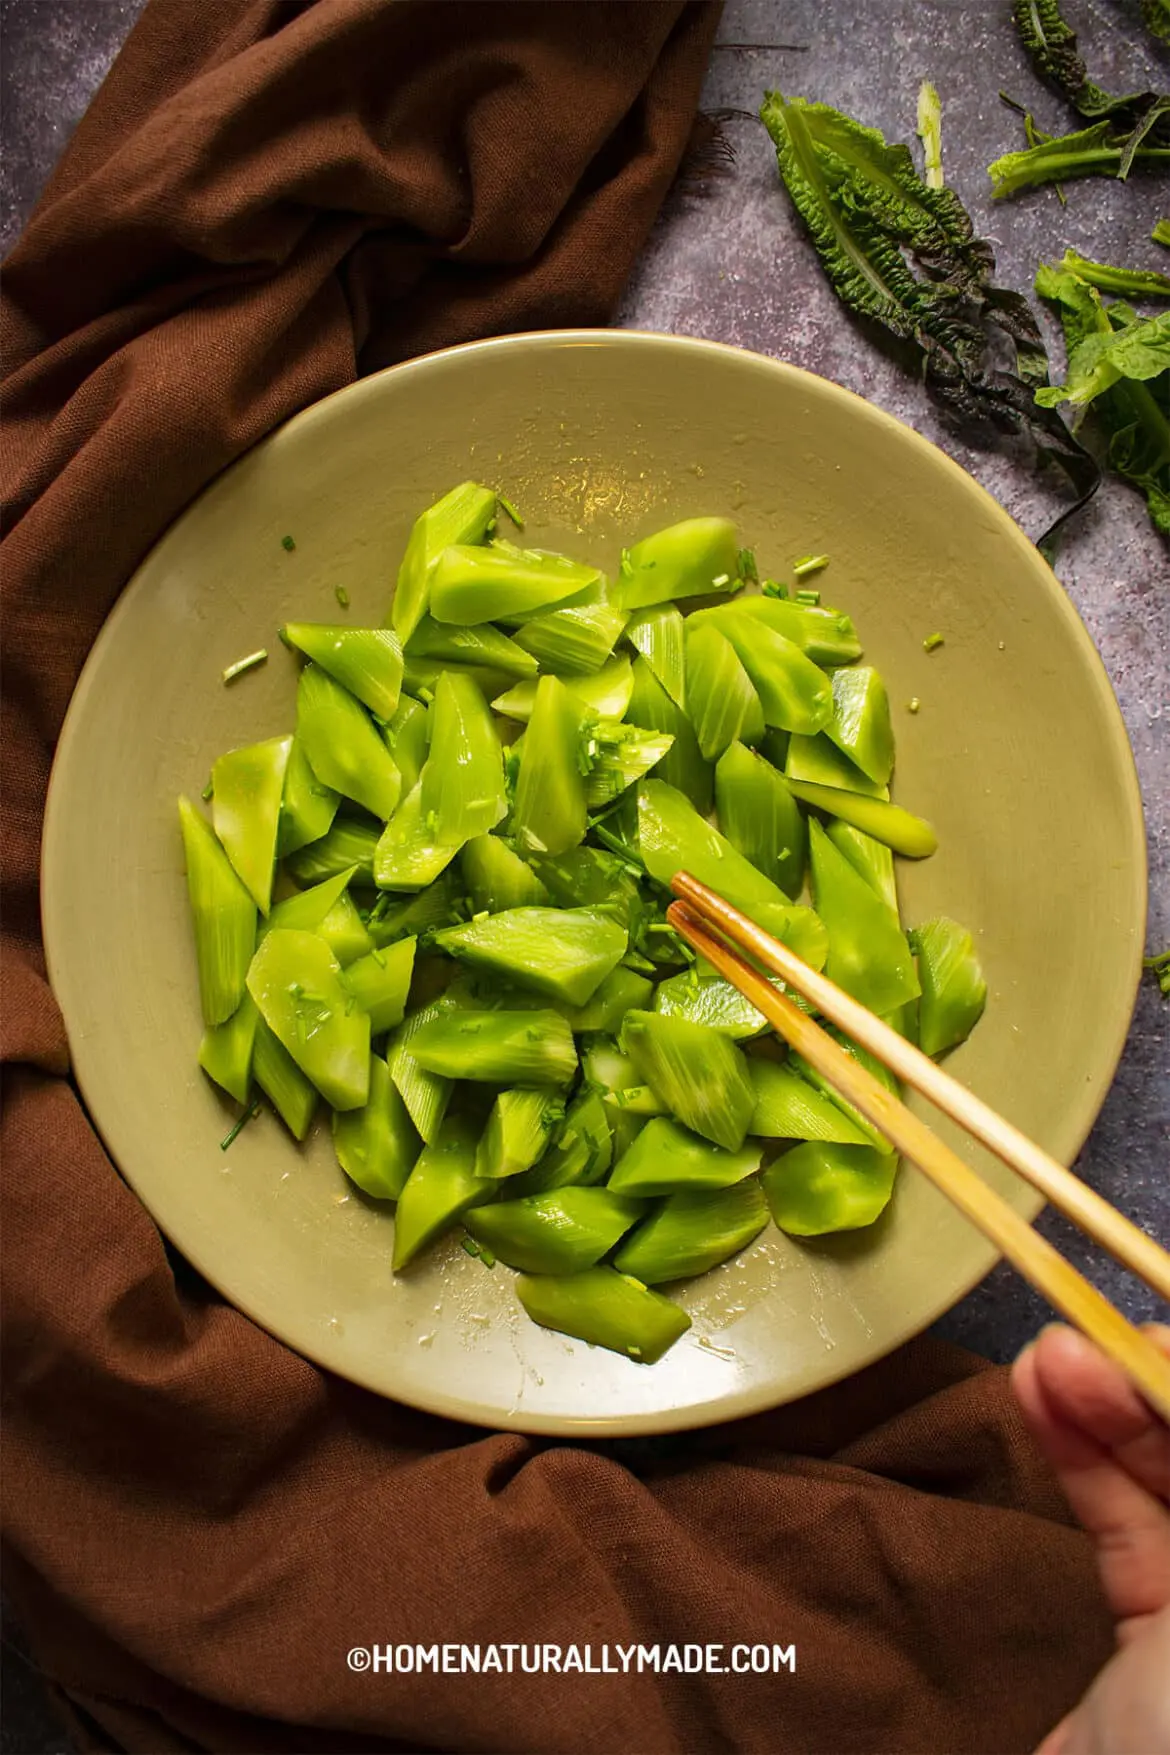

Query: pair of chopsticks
left=668, top=872, right=1170, bottom=1422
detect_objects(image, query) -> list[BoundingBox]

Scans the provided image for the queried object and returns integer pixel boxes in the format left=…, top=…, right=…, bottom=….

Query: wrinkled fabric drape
left=1, top=2, right=1114, bottom=1750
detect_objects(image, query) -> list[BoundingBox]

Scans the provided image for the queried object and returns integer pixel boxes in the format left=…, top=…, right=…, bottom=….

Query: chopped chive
left=498, top=494, right=525, bottom=530
left=737, top=546, right=759, bottom=584
left=923, top=632, right=945, bottom=653
left=762, top=578, right=789, bottom=599
left=907, top=697, right=921, bottom=714
left=220, top=1098, right=260, bottom=1151
left=462, top=1235, right=482, bottom=1258
left=623, top=951, right=657, bottom=974
left=201, top=779, right=214, bottom=801
left=478, top=1245, right=496, bottom=1268
left=417, top=686, right=434, bottom=705
left=794, top=588, right=821, bottom=606
left=712, top=573, right=731, bottom=587
left=222, top=648, right=268, bottom=684
left=335, top=585, right=350, bottom=608
left=281, top=534, right=296, bottom=552
left=793, top=554, right=829, bottom=578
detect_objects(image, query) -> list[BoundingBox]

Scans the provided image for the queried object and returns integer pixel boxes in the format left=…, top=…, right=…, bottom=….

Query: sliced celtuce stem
left=787, top=779, right=937, bottom=858
left=715, top=739, right=807, bottom=899
left=808, top=820, right=920, bottom=1014
left=823, top=665, right=894, bottom=784
left=408, top=1009, right=578, bottom=1085
left=405, top=615, right=537, bottom=679
left=340, top=936, right=417, bottom=1033
left=913, top=917, right=987, bottom=1058
left=403, top=655, right=516, bottom=703
left=419, top=669, right=507, bottom=845
left=608, top=1116, right=762, bottom=1196
left=513, top=604, right=628, bottom=675
left=652, top=969, right=772, bottom=1039
left=374, top=782, right=461, bottom=891
left=253, top=1017, right=318, bottom=1140
left=526, top=844, right=642, bottom=931
left=613, top=1179, right=768, bottom=1282
left=785, top=731, right=889, bottom=798
left=492, top=655, right=634, bottom=723
left=716, top=614, right=834, bottom=735
left=466, top=1188, right=645, bottom=1274
left=762, top=1141, right=898, bottom=1234
left=626, top=654, right=712, bottom=814
left=333, top=1053, right=421, bottom=1200
left=382, top=696, right=431, bottom=797
left=429, top=544, right=599, bottom=625
left=211, top=735, right=292, bottom=915
left=616, top=517, right=740, bottom=609
left=792, top=1026, right=900, bottom=1152
left=367, top=871, right=462, bottom=948
left=296, top=664, right=401, bottom=822
left=282, top=624, right=403, bottom=721
left=276, top=734, right=340, bottom=857
left=562, top=965, right=653, bottom=1032
left=690, top=595, right=861, bottom=666
left=285, top=816, right=379, bottom=886
left=315, top=892, right=374, bottom=966
left=392, top=1117, right=494, bottom=1269
left=625, top=604, right=686, bottom=707
left=510, top=674, right=588, bottom=856
left=385, top=998, right=455, bottom=1143
left=685, top=622, right=764, bottom=760
left=504, top=1087, right=612, bottom=1197
left=475, top=1086, right=565, bottom=1179
left=827, top=821, right=898, bottom=911
left=516, top=1266, right=691, bottom=1363
left=748, top=1061, right=872, bottom=1144
left=433, top=906, right=627, bottom=1006
left=246, top=929, right=371, bottom=1110
left=178, top=795, right=257, bottom=1027
left=391, top=482, right=497, bottom=642
left=621, top=1010, right=756, bottom=1152
left=198, top=992, right=259, bottom=1104
left=265, top=867, right=357, bottom=936
left=460, top=835, right=550, bottom=913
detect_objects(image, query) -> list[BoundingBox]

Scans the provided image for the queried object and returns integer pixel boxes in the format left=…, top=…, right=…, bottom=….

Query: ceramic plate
left=42, top=332, right=1146, bottom=1435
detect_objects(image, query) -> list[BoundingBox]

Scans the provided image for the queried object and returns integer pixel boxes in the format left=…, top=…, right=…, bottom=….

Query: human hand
left=1011, top=1324, right=1170, bottom=1755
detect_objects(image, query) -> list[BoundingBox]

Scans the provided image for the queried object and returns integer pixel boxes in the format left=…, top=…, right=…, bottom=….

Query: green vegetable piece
left=467, top=1188, right=645, bottom=1275
left=583, top=720, right=675, bottom=808
left=762, top=1142, right=897, bottom=1235
left=403, top=655, right=517, bottom=703
left=717, top=614, right=834, bottom=735
left=526, top=843, right=642, bottom=930
left=492, top=656, right=634, bottom=724
left=562, top=965, right=653, bottom=1032
left=785, top=731, right=889, bottom=799
left=276, top=734, right=340, bottom=857
left=510, top=674, right=588, bottom=856
left=419, top=669, right=507, bottom=845
left=1154, top=219, right=1170, bottom=248
left=433, top=906, right=627, bottom=1006
left=788, top=779, right=937, bottom=859
left=917, top=79, right=943, bottom=188
left=715, top=739, right=806, bottom=899
left=652, top=970, right=772, bottom=1039
left=460, top=835, right=550, bottom=913
left=608, top=1116, right=761, bottom=1196
left=514, top=604, right=628, bottom=675
left=826, top=821, right=898, bottom=912
left=408, top=1009, right=578, bottom=1085
left=246, top=929, right=370, bottom=1110
left=685, top=623, right=764, bottom=760
left=392, top=1117, right=494, bottom=1268
left=382, top=696, right=431, bottom=797
left=374, top=782, right=460, bottom=891
left=429, top=544, right=599, bottom=625
left=616, top=517, right=740, bottom=609
left=333, top=1054, right=420, bottom=1200
left=792, top=1026, right=900, bottom=1152
left=809, top=821, right=920, bottom=1014
left=340, top=937, right=417, bottom=1034
left=296, top=664, right=401, bottom=822
left=367, top=871, right=462, bottom=948
left=285, top=816, right=379, bottom=886
left=621, top=1010, right=755, bottom=1152
left=475, top=1087, right=565, bottom=1179
left=821, top=666, right=894, bottom=783
left=315, top=891, right=373, bottom=966
left=582, top=1038, right=645, bottom=1096
left=405, top=615, right=537, bottom=679
left=636, top=780, right=829, bottom=969
left=210, top=736, right=291, bottom=915
left=914, top=916, right=988, bottom=1058
left=386, top=998, right=454, bottom=1143
left=516, top=1266, right=690, bottom=1364
left=988, top=121, right=1170, bottom=201
left=253, top=1017, right=318, bottom=1140
left=614, top=1179, right=768, bottom=1283
left=266, top=866, right=356, bottom=937
left=198, top=992, right=259, bottom=1104
left=626, top=655, right=712, bottom=813
left=178, top=795, right=257, bottom=1027
left=1055, top=249, right=1170, bottom=301
left=222, top=649, right=267, bottom=684
left=392, top=482, right=497, bottom=642
left=506, top=1088, right=613, bottom=1197
left=625, top=604, right=687, bottom=707
left=283, top=624, right=403, bottom=721
left=748, top=1061, right=871, bottom=1144
left=691, top=595, right=862, bottom=667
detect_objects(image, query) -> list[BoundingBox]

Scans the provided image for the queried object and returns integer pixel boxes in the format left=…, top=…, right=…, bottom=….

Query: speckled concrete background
left=2, top=1, right=1167, bottom=1748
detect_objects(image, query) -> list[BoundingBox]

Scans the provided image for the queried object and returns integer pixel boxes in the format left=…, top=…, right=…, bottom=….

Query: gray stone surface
left=1, top=0, right=1166, bottom=1744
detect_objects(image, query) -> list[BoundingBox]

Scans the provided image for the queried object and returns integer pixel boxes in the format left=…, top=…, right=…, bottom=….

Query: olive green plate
left=42, top=332, right=1145, bottom=1435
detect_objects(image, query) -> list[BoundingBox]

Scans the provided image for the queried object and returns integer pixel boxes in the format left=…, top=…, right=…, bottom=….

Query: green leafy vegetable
left=988, top=120, right=1170, bottom=199
left=1154, top=220, right=1170, bottom=248
left=1143, top=948, right=1170, bottom=995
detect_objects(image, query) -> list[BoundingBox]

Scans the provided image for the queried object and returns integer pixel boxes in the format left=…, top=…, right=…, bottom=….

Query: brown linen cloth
left=1, top=2, right=1114, bottom=1750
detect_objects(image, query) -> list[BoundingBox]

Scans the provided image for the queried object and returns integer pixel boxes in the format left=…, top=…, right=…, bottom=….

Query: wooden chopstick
left=667, top=881, right=1170, bottom=1423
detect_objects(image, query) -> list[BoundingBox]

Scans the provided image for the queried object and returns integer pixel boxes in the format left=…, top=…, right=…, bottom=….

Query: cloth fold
left=1, top=2, right=1113, bottom=1750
